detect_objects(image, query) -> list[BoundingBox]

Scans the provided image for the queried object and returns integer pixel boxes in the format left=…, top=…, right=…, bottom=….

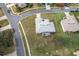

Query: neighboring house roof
left=16, top=3, right=27, bottom=8
left=6, top=3, right=15, bottom=8
left=35, top=13, right=56, bottom=33
left=61, top=14, right=79, bottom=32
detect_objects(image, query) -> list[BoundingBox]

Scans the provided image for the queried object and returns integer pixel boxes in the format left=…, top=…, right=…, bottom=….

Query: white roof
left=61, top=15, right=79, bottom=32
left=16, top=3, right=27, bottom=8
left=35, top=17, right=56, bottom=33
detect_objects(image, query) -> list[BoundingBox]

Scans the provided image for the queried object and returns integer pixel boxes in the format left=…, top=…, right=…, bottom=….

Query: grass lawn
left=0, top=29, right=15, bottom=55
left=0, top=8, right=4, bottom=17
left=0, top=19, right=9, bottom=28
left=21, top=13, right=79, bottom=56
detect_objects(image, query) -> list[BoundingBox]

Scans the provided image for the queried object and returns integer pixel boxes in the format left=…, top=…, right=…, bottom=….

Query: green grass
left=0, top=29, right=15, bottom=55
left=0, top=19, right=9, bottom=27
left=21, top=13, right=79, bottom=56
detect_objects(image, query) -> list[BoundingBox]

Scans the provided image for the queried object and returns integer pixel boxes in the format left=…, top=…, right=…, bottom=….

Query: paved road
left=0, top=3, right=78, bottom=56
left=0, top=3, right=25, bottom=56
left=20, top=7, right=78, bottom=20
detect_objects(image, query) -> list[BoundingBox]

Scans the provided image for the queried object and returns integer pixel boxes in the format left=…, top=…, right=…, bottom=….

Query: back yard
left=21, top=13, right=79, bottom=56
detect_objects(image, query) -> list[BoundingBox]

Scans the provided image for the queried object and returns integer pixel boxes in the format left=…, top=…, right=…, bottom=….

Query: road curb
left=19, top=21, right=31, bottom=56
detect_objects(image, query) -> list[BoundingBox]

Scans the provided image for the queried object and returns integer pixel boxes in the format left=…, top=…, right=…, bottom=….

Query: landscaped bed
left=0, top=29, right=15, bottom=55
left=10, top=4, right=45, bottom=14
left=21, top=13, right=79, bottom=56
left=0, top=19, right=9, bottom=28
left=0, top=8, right=4, bottom=17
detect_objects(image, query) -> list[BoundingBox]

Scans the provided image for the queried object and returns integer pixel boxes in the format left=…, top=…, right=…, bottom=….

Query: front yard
left=21, top=13, right=79, bottom=56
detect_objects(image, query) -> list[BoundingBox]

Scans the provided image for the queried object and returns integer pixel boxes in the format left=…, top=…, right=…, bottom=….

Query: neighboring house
left=16, top=3, right=27, bottom=8
left=35, top=13, right=56, bottom=36
left=61, top=13, right=79, bottom=32
left=6, top=3, right=15, bottom=8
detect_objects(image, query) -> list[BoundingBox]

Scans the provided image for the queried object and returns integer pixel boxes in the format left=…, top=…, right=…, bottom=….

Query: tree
left=0, top=29, right=15, bottom=55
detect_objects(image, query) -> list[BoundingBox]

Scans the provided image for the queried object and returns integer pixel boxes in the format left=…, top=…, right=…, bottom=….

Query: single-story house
left=16, top=3, right=27, bottom=8
left=35, top=13, right=56, bottom=36
left=61, top=13, right=79, bottom=32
